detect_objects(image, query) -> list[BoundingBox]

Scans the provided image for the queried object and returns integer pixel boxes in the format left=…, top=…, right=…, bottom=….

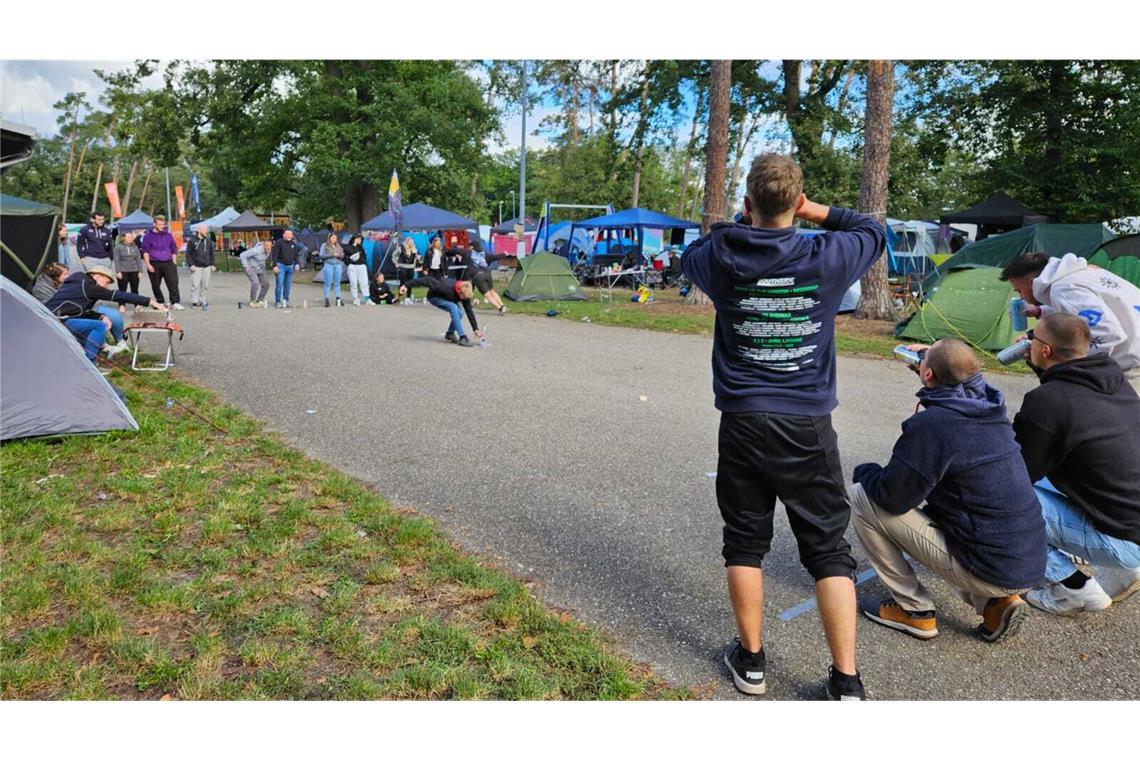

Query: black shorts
left=715, top=411, right=856, bottom=581
left=471, top=268, right=493, bottom=295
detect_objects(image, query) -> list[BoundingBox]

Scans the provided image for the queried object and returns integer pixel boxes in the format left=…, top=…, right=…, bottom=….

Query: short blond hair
left=746, top=154, right=803, bottom=219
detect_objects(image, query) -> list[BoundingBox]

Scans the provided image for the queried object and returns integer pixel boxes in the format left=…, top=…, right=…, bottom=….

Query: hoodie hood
left=1040, top=352, right=1124, bottom=395
left=917, top=373, right=1006, bottom=418
left=1032, top=253, right=1086, bottom=301
left=706, top=223, right=810, bottom=284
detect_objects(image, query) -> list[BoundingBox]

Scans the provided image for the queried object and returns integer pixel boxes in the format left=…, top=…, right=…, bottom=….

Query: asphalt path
left=161, top=271, right=1137, bottom=700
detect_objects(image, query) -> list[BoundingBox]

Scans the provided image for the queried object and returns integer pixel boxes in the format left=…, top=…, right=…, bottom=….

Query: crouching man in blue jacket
left=849, top=338, right=1046, bottom=643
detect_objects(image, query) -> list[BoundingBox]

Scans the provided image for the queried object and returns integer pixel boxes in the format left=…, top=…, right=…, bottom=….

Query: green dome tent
left=897, top=266, right=1028, bottom=352
left=505, top=252, right=587, bottom=301
left=1088, top=234, right=1140, bottom=287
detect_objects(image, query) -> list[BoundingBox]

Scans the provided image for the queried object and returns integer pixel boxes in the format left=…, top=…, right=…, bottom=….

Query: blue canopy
left=573, top=208, right=699, bottom=230
left=116, top=209, right=153, bottom=231
left=361, top=202, right=479, bottom=232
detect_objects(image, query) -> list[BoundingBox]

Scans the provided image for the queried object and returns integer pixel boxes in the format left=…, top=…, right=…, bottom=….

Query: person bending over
left=681, top=153, right=885, bottom=700
left=850, top=339, right=1045, bottom=646
left=1010, top=313, right=1140, bottom=615
left=44, top=265, right=163, bottom=361
left=240, top=240, right=273, bottom=308
left=398, top=275, right=483, bottom=348
left=451, top=241, right=511, bottom=315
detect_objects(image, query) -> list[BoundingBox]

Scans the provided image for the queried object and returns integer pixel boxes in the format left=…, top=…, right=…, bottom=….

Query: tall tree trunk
left=345, top=185, right=363, bottom=231
left=630, top=73, right=651, bottom=208
left=854, top=60, right=895, bottom=322
left=687, top=60, right=731, bottom=306
left=827, top=65, right=857, bottom=150
left=74, top=138, right=92, bottom=179
left=61, top=110, right=81, bottom=219
left=138, top=165, right=154, bottom=212
left=90, top=162, right=104, bottom=214
left=676, top=86, right=704, bottom=217
left=725, top=115, right=761, bottom=215
left=122, top=159, right=139, bottom=211
left=361, top=183, right=380, bottom=224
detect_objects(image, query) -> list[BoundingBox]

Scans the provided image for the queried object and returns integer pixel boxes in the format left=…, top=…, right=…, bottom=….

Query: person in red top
left=139, top=215, right=183, bottom=310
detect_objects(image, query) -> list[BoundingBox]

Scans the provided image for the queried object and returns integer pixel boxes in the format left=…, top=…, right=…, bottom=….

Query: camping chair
left=126, top=318, right=183, bottom=371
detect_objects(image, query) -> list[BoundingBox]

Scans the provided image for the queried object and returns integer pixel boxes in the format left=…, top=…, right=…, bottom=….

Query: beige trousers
left=848, top=483, right=1024, bottom=614
left=189, top=267, right=212, bottom=304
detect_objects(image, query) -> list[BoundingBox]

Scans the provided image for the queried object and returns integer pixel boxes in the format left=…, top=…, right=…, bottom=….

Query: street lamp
left=498, top=200, right=504, bottom=226
left=509, top=190, right=516, bottom=221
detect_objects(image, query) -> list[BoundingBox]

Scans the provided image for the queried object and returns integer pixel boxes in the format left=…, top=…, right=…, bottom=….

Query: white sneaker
left=172, top=303, right=186, bottom=311
left=1026, top=578, right=1113, bottom=616
left=1093, top=565, right=1140, bottom=603
left=353, top=298, right=360, bottom=306
left=103, top=341, right=130, bottom=357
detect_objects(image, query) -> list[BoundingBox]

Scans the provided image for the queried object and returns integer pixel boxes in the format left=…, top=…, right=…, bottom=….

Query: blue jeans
left=322, top=261, right=343, bottom=300
left=94, top=305, right=124, bottom=342
left=1035, top=483, right=1140, bottom=582
left=275, top=264, right=296, bottom=304
left=428, top=297, right=465, bottom=338
left=65, top=318, right=108, bottom=361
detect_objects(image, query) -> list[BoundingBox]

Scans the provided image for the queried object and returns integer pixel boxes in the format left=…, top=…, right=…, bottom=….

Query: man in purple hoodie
left=140, top=214, right=184, bottom=310
left=682, top=153, right=885, bottom=700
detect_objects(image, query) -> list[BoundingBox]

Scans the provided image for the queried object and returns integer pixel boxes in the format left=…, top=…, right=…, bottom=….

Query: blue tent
left=569, top=208, right=699, bottom=265
left=116, top=209, right=153, bottom=231
left=361, top=202, right=479, bottom=231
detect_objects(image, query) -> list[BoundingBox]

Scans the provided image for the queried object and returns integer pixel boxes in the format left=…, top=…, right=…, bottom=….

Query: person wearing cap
left=43, top=265, right=164, bottom=361
left=398, top=274, right=483, bottom=347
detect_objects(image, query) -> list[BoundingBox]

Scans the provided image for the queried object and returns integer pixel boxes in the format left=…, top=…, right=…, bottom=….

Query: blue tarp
left=573, top=208, right=700, bottom=230
left=116, top=209, right=153, bottom=231
left=361, top=202, right=479, bottom=231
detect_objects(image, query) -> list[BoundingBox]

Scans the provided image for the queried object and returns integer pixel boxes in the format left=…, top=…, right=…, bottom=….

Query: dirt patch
left=835, top=314, right=897, bottom=339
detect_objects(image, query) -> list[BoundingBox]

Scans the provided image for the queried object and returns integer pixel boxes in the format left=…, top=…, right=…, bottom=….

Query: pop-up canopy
left=115, top=209, right=154, bottom=231
left=222, top=210, right=283, bottom=232
left=361, top=202, right=479, bottom=231
left=569, top=208, right=700, bottom=264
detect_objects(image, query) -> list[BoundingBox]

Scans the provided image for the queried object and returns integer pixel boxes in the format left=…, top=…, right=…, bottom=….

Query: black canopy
left=222, top=211, right=283, bottom=232
left=940, top=192, right=1048, bottom=239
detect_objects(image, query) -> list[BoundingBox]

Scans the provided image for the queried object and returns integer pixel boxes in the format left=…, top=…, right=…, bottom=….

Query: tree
left=854, top=61, right=895, bottom=322
left=687, top=60, right=731, bottom=306
left=56, top=92, right=88, bottom=220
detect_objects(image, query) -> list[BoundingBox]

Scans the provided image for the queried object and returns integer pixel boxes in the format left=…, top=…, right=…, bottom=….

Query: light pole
left=498, top=200, right=504, bottom=226
left=519, top=60, right=527, bottom=227
left=509, top=190, right=516, bottom=221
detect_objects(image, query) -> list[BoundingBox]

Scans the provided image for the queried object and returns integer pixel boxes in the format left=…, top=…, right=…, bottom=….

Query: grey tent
left=1, top=194, right=60, bottom=291
left=1, top=275, right=138, bottom=441
left=116, top=209, right=154, bottom=231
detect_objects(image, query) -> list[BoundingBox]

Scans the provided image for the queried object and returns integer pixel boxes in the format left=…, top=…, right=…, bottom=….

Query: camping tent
left=1, top=275, right=138, bottom=441
left=923, top=223, right=1116, bottom=292
left=1088, top=233, right=1140, bottom=287
left=192, top=206, right=240, bottom=232
left=115, top=209, right=154, bottom=231
left=897, top=266, right=1024, bottom=351
left=885, top=218, right=964, bottom=275
left=569, top=208, right=700, bottom=265
left=491, top=216, right=537, bottom=234
left=1, top=194, right=60, bottom=291
left=222, top=210, right=282, bottom=232
left=505, top=252, right=587, bottom=301
left=940, top=191, right=1048, bottom=240
left=361, top=202, right=479, bottom=232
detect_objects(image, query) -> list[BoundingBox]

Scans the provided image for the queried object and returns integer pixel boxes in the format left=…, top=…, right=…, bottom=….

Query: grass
left=0, top=369, right=691, bottom=700
left=480, top=285, right=1033, bottom=375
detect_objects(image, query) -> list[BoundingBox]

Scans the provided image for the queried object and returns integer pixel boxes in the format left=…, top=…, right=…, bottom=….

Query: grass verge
left=1, top=369, right=690, bottom=700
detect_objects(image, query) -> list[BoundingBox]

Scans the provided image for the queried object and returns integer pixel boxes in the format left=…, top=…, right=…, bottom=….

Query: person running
left=369, top=272, right=396, bottom=304
left=396, top=236, right=420, bottom=302
left=681, top=153, right=886, bottom=701
left=319, top=232, right=345, bottom=307
left=113, top=231, right=145, bottom=312
left=269, top=229, right=304, bottom=308
left=344, top=233, right=370, bottom=306
left=240, top=239, right=273, bottom=308
left=44, top=265, right=163, bottom=361
left=140, top=215, right=183, bottom=310
left=398, top=274, right=484, bottom=347
left=185, top=224, right=217, bottom=309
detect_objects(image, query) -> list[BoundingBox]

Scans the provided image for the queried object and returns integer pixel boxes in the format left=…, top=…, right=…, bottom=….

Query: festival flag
left=388, top=169, right=403, bottom=232
left=190, top=173, right=201, bottom=215
left=174, top=185, right=186, bottom=219
left=104, top=181, right=123, bottom=219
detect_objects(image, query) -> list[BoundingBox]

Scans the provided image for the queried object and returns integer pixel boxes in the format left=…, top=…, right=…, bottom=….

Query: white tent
left=194, top=206, right=241, bottom=232
left=0, top=275, right=138, bottom=441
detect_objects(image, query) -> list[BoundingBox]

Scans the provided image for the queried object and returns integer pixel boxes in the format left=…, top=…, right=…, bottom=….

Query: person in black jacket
left=76, top=212, right=116, bottom=271
left=269, top=230, right=305, bottom=308
left=398, top=274, right=483, bottom=347
left=449, top=243, right=511, bottom=315
left=186, top=224, right=216, bottom=309
left=1012, top=314, right=1140, bottom=615
left=369, top=272, right=396, bottom=304
left=44, top=265, right=163, bottom=361
left=849, top=338, right=1045, bottom=644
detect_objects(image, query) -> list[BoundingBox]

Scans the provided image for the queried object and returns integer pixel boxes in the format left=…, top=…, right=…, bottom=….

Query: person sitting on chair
left=849, top=338, right=1046, bottom=643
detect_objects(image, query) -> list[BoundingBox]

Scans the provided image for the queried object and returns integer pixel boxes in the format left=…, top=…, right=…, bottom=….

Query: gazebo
left=940, top=192, right=1048, bottom=240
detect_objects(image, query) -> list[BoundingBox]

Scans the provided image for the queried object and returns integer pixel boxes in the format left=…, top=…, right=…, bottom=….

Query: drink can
left=893, top=345, right=925, bottom=367
left=1010, top=297, right=1028, bottom=332
left=997, top=340, right=1031, bottom=365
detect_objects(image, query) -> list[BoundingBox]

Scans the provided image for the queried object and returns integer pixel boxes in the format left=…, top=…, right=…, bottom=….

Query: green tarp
left=898, top=266, right=1030, bottom=352
left=505, top=252, right=587, bottom=301
left=1088, top=234, right=1140, bottom=287
left=923, top=224, right=1116, bottom=292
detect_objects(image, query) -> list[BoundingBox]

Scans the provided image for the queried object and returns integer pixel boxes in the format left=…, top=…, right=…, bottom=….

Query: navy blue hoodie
left=854, top=374, right=1046, bottom=590
left=682, top=207, right=884, bottom=415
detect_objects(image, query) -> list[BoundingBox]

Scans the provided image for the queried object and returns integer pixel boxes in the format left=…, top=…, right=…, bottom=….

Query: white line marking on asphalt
left=776, top=567, right=879, bottom=622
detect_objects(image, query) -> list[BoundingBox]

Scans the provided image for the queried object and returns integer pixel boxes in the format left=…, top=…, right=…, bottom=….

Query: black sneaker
left=825, top=666, right=866, bottom=701
left=324, top=298, right=330, bottom=308
left=444, top=332, right=460, bottom=344
left=457, top=335, right=474, bottom=348
left=723, top=639, right=766, bottom=695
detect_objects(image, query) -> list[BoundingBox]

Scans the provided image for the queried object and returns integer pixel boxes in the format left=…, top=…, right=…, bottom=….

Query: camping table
left=126, top=324, right=177, bottom=371
left=593, top=267, right=646, bottom=299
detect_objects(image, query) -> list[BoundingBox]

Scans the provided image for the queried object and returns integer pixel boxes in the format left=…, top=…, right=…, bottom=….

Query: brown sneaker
left=861, top=599, right=938, bottom=639
left=978, top=595, right=1029, bottom=642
